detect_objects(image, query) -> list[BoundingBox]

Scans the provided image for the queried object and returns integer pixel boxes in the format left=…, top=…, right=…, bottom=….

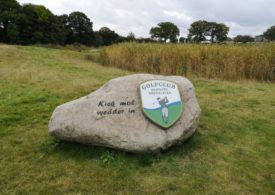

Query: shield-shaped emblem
left=139, top=79, right=183, bottom=129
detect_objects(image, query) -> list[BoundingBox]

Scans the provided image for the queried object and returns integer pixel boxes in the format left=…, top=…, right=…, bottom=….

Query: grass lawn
left=0, top=44, right=274, bottom=194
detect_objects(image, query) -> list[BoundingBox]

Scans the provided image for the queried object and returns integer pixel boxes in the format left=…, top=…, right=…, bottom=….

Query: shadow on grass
left=39, top=131, right=202, bottom=168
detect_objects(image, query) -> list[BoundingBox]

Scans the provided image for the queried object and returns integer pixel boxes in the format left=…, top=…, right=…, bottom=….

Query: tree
left=150, top=22, right=180, bottom=43
left=0, top=0, right=21, bottom=43
left=206, top=22, right=229, bottom=43
left=51, top=14, right=73, bottom=45
left=179, top=37, right=186, bottom=43
left=263, top=26, right=275, bottom=41
left=6, top=23, right=19, bottom=43
left=136, top=37, right=156, bottom=43
left=0, top=0, right=20, bottom=13
left=99, top=27, right=119, bottom=46
left=215, top=23, right=229, bottom=42
left=19, top=4, right=66, bottom=45
left=188, top=20, right=229, bottom=43
left=226, top=37, right=233, bottom=41
left=127, top=32, right=136, bottom=41
left=92, top=31, right=103, bottom=47
left=0, top=0, right=125, bottom=46
left=67, top=11, right=94, bottom=45
left=188, top=20, right=208, bottom=42
left=50, top=14, right=69, bottom=45
left=32, top=5, right=58, bottom=43
left=233, top=35, right=254, bottom=43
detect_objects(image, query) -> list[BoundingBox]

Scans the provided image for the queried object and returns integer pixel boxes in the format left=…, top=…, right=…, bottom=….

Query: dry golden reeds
left=99, top=42, right=275, bottom=82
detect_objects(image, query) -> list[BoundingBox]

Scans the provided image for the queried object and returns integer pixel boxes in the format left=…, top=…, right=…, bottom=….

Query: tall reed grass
left=99, top=42, right=275, bottom=82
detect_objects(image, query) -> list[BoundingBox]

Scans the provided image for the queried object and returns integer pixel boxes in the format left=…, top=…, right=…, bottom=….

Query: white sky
left=17, top=0, right=275, bottom=38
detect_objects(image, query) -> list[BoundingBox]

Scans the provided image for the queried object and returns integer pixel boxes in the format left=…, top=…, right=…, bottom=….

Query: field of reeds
left=98, top=43, right=275, bottom=82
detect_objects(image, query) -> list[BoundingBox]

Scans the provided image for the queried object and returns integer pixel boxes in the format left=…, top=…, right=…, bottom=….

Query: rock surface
left=49, top=74, right=201, bottom=152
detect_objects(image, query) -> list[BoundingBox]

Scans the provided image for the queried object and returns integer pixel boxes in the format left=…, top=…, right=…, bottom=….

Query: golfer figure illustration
left=157, top=97, right=169, bottom=123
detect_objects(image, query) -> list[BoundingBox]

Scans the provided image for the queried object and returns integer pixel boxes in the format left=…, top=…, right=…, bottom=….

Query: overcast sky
left=17, top=0, right=274, bottom=38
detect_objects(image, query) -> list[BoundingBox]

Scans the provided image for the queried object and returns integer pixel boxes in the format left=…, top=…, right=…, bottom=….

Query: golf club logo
left=139, top=79, right=183, bottom=129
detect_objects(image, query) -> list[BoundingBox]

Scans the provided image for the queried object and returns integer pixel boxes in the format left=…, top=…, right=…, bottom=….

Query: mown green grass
left=0, top=44, right=274, bottom=194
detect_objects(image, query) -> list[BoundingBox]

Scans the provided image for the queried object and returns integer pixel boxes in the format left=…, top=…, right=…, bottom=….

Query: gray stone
left=49, top=74, right=201, bottom=153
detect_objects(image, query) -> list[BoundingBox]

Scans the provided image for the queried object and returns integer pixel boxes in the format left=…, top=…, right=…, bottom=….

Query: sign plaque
left=139, top=79, right=183, bottom=129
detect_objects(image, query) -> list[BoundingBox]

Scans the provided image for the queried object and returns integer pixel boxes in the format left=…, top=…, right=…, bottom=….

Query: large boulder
left=49, top=74, right=201, bottom=153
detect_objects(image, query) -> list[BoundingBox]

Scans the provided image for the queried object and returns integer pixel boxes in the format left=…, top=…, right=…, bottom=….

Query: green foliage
left=92, top=31, right=104, bottom=47
left=233, top=35, right=254, bottom=43
left=207, top=22, right=229, bottom=42
left=0, top=0, right=20, bottom=13
left=179, top=37, right=186, bottom=43
left=188, top=20, right=229, bottom=43
left=34, top=5, right=52, bottom=23
left=188, top=20, right=208, bottom=42
left=20, top=3, right=68, bottom=45
left=0, top=45, right=274, bottom=194
left=0, top=0, right=273, bottom=47
left=6, top=23, right=19, bottom=43
left=150, top=22, right=180, bottom=43
left=127, top=32, right=136, bottom=41
left=67, top=11, right=94, bottom=45
left=0, top=0, right=97, bottom=46
left=0, top=0, right=21, bottom=43
left=98, top=27, right=120, bottom=46
left=264, top=25, right=275, bottom=41
left=0, top=0, right=125, bottom=47
left=100, top=151, right=115, bottom=165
